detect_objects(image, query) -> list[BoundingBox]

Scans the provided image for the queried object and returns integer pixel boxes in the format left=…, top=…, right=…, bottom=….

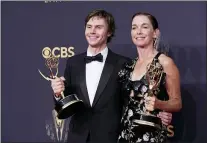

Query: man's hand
left=51, top=76, right=65, bottom=97
left=157, top=111, right=172, bottom=126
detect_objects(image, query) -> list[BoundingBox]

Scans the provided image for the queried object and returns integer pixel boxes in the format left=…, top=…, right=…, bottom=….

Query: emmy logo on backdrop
left=45, top=110, right=69, bottom=142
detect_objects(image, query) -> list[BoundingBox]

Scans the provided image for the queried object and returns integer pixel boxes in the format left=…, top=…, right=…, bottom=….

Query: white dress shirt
left=86, top=47, right=108, bottom=106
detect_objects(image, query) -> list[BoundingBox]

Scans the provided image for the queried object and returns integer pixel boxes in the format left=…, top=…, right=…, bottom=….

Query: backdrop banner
left=2, top=1, right=206, bottom=143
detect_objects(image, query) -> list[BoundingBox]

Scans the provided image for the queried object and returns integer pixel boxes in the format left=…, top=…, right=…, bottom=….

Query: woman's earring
left=153, top=38, right=157, bottom=48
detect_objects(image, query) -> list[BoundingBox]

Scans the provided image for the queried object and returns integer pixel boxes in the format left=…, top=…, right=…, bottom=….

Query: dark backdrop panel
left=2, top=1, right=206, bottom=142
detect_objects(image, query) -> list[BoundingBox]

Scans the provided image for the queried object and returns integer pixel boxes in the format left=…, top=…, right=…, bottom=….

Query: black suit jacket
left=63, top=49, right=130, bottom=143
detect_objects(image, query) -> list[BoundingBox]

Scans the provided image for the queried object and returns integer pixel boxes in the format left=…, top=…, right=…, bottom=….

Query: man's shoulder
left=110, top=51, right=131, bottom=64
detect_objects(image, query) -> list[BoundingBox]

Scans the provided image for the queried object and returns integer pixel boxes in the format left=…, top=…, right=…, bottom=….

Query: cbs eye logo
left=42, top=47, right=75, bottom=58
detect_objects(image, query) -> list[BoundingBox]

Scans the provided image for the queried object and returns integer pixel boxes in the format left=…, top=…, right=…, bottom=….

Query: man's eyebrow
left=142, top=23, right=149, bottom=26
left=86, top=24, right=104, bottom=27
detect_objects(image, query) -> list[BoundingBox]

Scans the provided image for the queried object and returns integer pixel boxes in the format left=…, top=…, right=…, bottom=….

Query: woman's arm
left=154, top=55, right=182, bottom=112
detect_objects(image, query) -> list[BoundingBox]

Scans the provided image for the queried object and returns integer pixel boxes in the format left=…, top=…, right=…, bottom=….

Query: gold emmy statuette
left=133, top=59, right=165, bottom=129
left=38, top=55, right=84, bottom=119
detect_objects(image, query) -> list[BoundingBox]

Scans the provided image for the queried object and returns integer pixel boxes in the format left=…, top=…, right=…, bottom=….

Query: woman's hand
left=144, top=95, right=157, bottom=111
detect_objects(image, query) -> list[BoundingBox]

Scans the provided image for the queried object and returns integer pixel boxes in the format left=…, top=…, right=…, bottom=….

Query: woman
left=117, top=12, right=182, bottom=143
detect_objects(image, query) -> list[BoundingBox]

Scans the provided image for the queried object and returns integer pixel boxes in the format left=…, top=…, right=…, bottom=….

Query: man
left=51, top=9, right=172, bottom=143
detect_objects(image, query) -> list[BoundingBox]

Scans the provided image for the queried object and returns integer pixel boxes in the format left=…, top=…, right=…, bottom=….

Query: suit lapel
left=78, top=53, right=91, bottom=107
left=92, top=50, right=116, bottom=107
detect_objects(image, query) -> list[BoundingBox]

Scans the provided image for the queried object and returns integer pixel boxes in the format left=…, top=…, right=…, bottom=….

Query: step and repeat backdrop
left=2, top=1, right=206, bottom=143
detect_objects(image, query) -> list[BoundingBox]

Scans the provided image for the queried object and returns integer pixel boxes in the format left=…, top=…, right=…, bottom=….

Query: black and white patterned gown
left=118, top=53, right=168, bottom=143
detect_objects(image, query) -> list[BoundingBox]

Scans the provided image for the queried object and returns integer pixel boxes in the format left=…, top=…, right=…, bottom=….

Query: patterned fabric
left=118, top=53, right=168, bottom=143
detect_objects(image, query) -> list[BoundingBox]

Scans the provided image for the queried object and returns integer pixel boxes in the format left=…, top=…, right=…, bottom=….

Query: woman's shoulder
left=118, top=58, right=136, bottom=82
left=158, top=53, right=175, bottom=68
left=158, top=53, right=179, bottom=74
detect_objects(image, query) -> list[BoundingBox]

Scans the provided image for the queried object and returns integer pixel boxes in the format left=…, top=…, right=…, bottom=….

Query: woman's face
left=131, top=15, right=157, bottom=48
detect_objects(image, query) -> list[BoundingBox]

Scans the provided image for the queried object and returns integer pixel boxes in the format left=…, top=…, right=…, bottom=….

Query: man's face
left=85, top=16, right=111, bottom=48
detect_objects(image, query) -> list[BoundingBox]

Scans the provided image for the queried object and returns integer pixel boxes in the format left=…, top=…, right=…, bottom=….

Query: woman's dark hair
left=131, top=12, right=159, bottom=30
